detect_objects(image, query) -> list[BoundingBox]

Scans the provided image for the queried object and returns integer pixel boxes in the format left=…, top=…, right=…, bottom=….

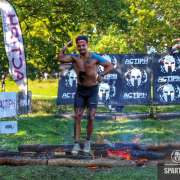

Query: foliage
left=0, top=0, right=179, bottom=75
left=120, top=0, right=179, bottom=53
left=3, top=0, right=126, bottom=77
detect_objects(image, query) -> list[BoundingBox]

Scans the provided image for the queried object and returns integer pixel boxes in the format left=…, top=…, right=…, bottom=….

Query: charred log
left=18, top=143, right=180, bottom=153
left=0, top=157, right=47, bottom=166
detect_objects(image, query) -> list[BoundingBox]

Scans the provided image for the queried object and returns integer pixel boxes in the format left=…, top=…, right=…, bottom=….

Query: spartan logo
left=124, top=68, right=147, bottom=87
left=171, top=150, right=180, bottom=163
left=98, top=83, right=110, bottom=101
left=159, top=55, right=176, bottom=73
left=158, top=84, right=180, bottom=102
left=64, top=69, right=77, bottom=87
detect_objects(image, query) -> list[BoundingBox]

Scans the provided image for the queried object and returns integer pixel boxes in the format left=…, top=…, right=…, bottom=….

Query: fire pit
left=0, top=142, right=178, bottom=167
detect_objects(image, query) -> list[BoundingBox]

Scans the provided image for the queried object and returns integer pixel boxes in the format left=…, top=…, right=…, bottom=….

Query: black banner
left=57, top=67, right=77, bottom=105
left=57, top=53, right=180, bottom=106
left=97, top=54, right=121, bottom=107
left=117, top=54, right=151, bottom=105
left=153, top=53, right=180, bottom=104
left=56, top=54, right=121, bottom=106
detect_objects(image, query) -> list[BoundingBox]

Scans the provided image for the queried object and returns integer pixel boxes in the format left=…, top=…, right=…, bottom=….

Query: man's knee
left=74, top=112, right=83, bottom=121
left=87, top=109, right=96, bottom=121
left=88, top=115, right=95, bottom=121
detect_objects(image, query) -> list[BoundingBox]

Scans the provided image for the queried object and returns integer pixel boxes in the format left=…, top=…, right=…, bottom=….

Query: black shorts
left=74, top=84, right=99, bottom=109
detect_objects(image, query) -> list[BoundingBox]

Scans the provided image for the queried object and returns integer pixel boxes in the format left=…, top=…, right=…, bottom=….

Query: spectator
left=1, top=73, right=6, bottom=92
left=43, top=72, right=49, bottom=80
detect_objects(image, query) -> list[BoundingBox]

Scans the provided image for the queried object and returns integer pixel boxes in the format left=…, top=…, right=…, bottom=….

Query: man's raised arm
left=58, top=41, right=74, bottom=63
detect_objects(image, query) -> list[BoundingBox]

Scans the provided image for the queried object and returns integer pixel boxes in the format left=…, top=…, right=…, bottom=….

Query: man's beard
left=79, top=49, right=87, bottom=55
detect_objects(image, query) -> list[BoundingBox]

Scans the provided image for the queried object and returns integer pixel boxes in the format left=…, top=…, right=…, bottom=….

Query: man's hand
left=58, top=40, right=74, bottom=63
left=61, top=40, right=73, bottom=53
left=66, top=40, right=73, bottom=47
left=97, top=72, right=105, bottom=82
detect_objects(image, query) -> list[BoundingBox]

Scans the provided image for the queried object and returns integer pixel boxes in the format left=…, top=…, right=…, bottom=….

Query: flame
left=107, top=149, right=149, bottom=166
left=107, top=149, right=132, bottom=160
left=87, top=164, right=97, bottom=170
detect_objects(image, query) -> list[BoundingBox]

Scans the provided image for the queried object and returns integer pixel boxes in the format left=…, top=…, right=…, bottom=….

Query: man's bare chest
left=75, top=58, right=97, bottom=70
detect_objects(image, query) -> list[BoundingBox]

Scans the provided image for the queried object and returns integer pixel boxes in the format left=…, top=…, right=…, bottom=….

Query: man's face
left=76, top=40, right=88, bottom=55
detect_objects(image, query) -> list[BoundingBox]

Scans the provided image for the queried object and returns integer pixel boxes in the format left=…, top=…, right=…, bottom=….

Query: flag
left=0, top=0, right=27, bottom=93
left=0, top=0, right=28, bottom=112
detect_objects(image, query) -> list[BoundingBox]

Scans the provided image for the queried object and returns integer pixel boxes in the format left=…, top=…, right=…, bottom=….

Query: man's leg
left=86, top=108, right=96, bottom=141
left=83, top=85, right=99, bottom=153
left=72, top=107, right=84, bottom=155
left=74, top=107, right=84, bottom=142
left=72, top=85, right=86, bottom=154
left=83, top=107, right=96, bottom=153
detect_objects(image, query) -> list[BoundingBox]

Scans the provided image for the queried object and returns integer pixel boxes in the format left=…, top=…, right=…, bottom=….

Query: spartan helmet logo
left=171, top=150, right=180, bottom=163
left=158, top=84, right=180, bottom=102
left=98, top=83, right=110, bottom=101
left=64, top=69, right=77, bottom=87
left=159, top=55, right=176, bottom=73
left=162, top=84, right=175, bottom=102
left=101, top=54, right=118, bottom=69
left=125, top=68, right=147, bottom=87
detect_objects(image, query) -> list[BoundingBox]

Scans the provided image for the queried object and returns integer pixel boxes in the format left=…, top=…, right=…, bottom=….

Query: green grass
left=29, top=79, right=59, bottom=99
left=0, top=165, right=157, bottom=180
left=1, top=114, right=180, bottom=150
left=4, top=79, right=59, bottom=99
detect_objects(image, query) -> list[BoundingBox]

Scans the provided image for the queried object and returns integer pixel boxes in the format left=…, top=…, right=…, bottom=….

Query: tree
left=0, top=0, right=178, bottom=77
left=120, top=0, right=179, bottom=53
left=6, top=0, right=127, bottom=78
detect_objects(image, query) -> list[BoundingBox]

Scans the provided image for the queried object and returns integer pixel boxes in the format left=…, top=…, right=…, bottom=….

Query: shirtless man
left=58, top=35, right=113, bottom=154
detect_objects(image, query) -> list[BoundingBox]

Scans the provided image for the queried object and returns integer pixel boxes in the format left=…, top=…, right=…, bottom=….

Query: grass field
left=0, top=165, right=157, bottom=180
left=1, top=115, right=180, bottom=150
left=1, top=79, right=180, bottom=180
left=1, top=114, right=162, bottom=180
left=5, top=78, right=59, bottom=99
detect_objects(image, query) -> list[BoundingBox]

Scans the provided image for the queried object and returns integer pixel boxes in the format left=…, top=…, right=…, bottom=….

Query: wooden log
left=18, top=143, right=180, bottom=153
left=0, top=150, right=19, bottom=157
left=48, top=158, right=136, bottom=167
left=17, top=142, right=180, bottom=162
left=18, top=144, right=72, bottom=153
left=18, top=143, right=144, bottom=152
left=145, top=143, right=180, bottom=151
left=0, top=156, right=135, bottom=167
left=0, top=155, right=172, bottom=167
left=0, top=157, right=47, bottom=166
left=131, top=150, right=166, bottom=160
